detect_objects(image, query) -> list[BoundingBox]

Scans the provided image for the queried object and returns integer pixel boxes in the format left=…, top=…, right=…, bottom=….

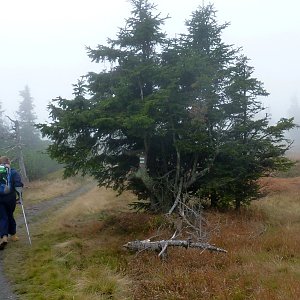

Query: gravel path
left=0, top=184, right=93, bottom=300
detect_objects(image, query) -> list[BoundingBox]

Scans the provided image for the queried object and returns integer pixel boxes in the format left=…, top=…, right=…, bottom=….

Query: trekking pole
left=15, top=187, right=32, bottom=246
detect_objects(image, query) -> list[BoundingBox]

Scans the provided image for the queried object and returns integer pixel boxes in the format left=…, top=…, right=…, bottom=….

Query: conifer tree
left=198, top=56, right=294, bottom=209
left=39, top=1, right=295, bottom=212
left=17, top=85, right=40, bottom=148
left=287, top=96, right=300, bottom=153
left=0, top=101, right=11, bottom=149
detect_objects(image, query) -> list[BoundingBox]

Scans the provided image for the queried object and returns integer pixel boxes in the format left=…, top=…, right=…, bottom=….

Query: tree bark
left=123, top=239, right=227, bottom=254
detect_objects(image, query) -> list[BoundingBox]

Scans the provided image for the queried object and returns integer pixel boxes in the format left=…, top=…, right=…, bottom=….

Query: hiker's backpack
left=0, top=164, right=12, bottom=194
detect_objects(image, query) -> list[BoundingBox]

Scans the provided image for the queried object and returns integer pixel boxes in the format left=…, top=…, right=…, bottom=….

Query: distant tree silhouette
left=17, top=85, right=41, bottom=148
left=287, top=95, right=300, bottom=154
left=0, top=101, right=9, bottom=139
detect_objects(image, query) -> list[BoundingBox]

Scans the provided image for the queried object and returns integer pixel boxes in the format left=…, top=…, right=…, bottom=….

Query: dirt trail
left=0, top=183, right=93, bottom=300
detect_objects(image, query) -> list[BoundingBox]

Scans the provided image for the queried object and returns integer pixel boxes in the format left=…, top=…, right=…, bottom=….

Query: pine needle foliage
left=38, top=1, right=295, bottom=211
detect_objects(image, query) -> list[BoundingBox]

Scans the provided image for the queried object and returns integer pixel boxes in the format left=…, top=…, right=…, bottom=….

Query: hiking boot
left=11, top=234, right=19, bottom=242
left=0, top=235, right=8, bottom=250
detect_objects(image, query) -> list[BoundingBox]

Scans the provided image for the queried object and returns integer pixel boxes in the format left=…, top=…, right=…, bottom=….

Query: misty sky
left=1, top=0, right=300, bottom=123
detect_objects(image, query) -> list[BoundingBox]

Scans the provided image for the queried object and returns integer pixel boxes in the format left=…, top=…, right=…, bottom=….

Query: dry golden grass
left=51, top=188, right=133, bottom=299
left=23, top=175, right=85, bottom=205
left=4, top=175, right=300, bottom=299
left=125, top=206, right=300, bottom=300
left=5, top=185, right=134, bottom=300
left=54, top=186, right=130, bottom=221
left=254, top=192, right=300, bottom=225
left=121, top=177, right=300, bottom=300
left=258, top=176, right=300, bottom=224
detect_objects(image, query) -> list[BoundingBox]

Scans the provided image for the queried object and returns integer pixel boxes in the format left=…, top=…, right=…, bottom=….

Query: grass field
left=3, top=173, right=300, bottom=299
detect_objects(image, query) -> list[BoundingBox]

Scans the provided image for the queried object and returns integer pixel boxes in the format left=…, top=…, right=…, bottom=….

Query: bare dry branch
left=123, top=239, right=227, bottom=254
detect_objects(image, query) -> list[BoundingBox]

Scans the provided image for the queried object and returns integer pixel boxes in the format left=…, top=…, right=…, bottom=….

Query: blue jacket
left=10, top=168, right=24, bottom=189
left=0, top=167, right=23, bottom=198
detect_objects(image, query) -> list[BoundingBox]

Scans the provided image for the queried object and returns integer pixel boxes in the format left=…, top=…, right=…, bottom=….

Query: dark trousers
left=0, top=193, right=17, bottom=237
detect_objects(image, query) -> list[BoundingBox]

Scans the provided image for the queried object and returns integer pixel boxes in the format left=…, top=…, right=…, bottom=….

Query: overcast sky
left=1, top=0, right=300, bottom=123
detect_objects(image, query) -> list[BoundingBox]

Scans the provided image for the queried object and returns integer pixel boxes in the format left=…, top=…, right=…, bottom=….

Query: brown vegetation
left=4, top=175, right=300, bottom=299
left=124, top=206, right=300, bottom=299
left=260, top=176, right=300, bottom=194
left=59, top=176, right=300, bottom=299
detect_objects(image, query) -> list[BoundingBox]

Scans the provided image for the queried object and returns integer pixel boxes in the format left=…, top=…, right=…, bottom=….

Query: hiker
left=0, top=156, right=23, bottom=250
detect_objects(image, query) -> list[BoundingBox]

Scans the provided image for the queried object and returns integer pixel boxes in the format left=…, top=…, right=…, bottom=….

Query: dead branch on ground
left=124, top=199, right=227, bottom=258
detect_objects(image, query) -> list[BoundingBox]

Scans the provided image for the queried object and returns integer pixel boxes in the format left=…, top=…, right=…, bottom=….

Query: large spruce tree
left=39, top=1, right=294, bottom=212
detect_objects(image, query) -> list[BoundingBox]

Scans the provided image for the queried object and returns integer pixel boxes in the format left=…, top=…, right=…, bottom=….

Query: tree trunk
left=15, top=120, right=29, bottom=183
left=7, top=117, right=29, bottom=183
left=210, top=191, right=219, bottom=208
left=124, top=239, right=227, bottom=257
left=235, top=197, right=241, bottom=211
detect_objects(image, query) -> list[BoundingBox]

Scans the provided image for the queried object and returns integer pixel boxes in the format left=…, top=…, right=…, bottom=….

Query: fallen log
left=123, top=239, right=227, bottom=257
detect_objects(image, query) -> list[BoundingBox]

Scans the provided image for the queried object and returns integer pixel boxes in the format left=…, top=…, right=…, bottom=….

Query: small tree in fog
left=0, top=101, right=12, bottom=151
left=287, top=96, right=300, bottom=153
left=17, top=85, right=41, bottom=148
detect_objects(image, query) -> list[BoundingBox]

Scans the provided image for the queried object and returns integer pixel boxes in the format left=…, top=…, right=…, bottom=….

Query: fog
left=1, top=0, right=300, bottom=126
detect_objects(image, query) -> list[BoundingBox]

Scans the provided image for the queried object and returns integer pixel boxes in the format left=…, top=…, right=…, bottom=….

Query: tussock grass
left=4, top=185, right=133, bottom=300
left=278, top=157, right=300, bottom=177
left=3, top=175, right=300, bottom=299
left=253, top=191, right=300, bottom=225
left=126, top=205, right=300, bottom=300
